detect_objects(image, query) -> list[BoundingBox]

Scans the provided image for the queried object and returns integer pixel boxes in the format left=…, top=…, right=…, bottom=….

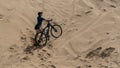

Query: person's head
left=38, top=12, right=43, bottom=16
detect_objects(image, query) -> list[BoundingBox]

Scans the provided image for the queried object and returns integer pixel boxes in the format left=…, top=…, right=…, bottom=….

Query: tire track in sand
left=54, top=7, right=120, bottom=57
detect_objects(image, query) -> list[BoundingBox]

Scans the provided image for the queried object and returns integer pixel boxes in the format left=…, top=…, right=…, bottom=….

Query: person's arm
left=41, top=17, right=47, bottom=21
left=42, top=17, right=52, bottom=22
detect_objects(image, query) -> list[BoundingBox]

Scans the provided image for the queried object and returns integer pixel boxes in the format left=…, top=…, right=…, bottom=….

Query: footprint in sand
left=46, top=53, right=51, bottom=57
left=110, top=5, right=116, bottom=8
left=85, top=47, right=102, bottom=58
left=50, top=65, right=56, bottom=68
left=85, top=11, right=92, bottom=14
left=100, top=0, right=104, bottom=1
left=9, top=44, right=19, bottom=53
left=102, top=9, right=107, bottom=12
left=0, top=14, right=4, bottom=20
left=76, top=14, right=81, bottom=17
left=85, top=65, right=92, bottom=68
left=22, top=56, right=29, bottom=60
left=42, top=49, right=47, bottom=52
left=21, top=56, right=30, bottom=62
left=89, top=7, right=93, bottom=9
left=100, top=47, right=115, bottom=58
left=76, top=66, right=81, bottom=68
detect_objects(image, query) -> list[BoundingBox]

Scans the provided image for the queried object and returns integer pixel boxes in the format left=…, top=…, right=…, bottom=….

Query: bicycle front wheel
left=50, top=25, right=62, bottom=38
left=35, top=32, right=47, bottom=46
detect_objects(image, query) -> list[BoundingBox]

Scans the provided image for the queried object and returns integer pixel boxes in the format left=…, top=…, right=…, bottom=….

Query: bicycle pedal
left=38, top=40, right=40, bottom=43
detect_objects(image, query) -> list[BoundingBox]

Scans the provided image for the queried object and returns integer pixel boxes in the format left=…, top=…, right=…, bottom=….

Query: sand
left=0, top=0, right=120, bottom=68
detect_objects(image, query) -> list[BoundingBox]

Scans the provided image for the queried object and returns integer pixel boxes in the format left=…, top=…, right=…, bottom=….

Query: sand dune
left=0, top=0, right=120, bottom=68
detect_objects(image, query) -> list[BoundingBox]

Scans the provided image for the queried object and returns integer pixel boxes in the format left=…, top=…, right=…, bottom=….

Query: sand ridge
left=0, top=0, right=120, bottom=68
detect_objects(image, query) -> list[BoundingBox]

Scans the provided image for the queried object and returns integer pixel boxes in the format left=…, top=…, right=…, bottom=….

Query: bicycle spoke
left=35, top=32, right=47, bottom=46
left=51, top=25, right=62, bottom=38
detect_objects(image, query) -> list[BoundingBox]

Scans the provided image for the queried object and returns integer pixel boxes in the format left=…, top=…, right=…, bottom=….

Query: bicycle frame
left=42, top=21, right=52, bottom=36
left=35, top=20, right=62, bottom=46
left=42, top=20, right=57, bottom=37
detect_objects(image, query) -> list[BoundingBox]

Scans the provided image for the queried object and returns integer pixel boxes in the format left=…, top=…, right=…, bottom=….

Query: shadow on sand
left=24, top=44, right=47, bottom=55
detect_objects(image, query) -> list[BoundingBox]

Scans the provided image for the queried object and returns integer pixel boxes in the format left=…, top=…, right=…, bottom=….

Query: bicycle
left=35, top=19, right=62, bottom=46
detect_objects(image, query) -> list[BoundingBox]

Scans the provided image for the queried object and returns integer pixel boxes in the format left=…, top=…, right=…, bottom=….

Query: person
left=34, top=12, right=48, bottom=33
left=34, top=12, right=49, bottom=46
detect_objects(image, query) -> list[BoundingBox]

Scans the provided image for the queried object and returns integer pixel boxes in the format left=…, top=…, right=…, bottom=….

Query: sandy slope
left=0, top=0, right=120, bottom=68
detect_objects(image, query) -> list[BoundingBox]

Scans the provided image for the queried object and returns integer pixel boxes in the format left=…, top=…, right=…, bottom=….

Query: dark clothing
left=35, top=16, right=45, bottom=30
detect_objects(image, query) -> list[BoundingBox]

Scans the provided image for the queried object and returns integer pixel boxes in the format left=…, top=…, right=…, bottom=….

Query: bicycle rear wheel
left=35, top=32, right=47, bottom=46
left=50, top=25, right=62, bottom=38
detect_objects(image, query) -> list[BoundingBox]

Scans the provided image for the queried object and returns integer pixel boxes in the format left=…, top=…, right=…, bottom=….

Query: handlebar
left=47, top=19, right=53, bottom=22
left=47, top=19, right=58, bottom=26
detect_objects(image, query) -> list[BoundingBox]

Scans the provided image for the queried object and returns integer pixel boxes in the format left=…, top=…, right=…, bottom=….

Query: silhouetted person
left=35, top=12, right=48, bottom=33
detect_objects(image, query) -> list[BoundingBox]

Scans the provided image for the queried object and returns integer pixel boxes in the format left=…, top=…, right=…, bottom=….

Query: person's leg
left=36, top=29, right=39, bottom=33
left=46, top=23, right=50, bottom=36
left=36, top=29, right=42, bottom=33
left=46, top=28, right=49, bottom=36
